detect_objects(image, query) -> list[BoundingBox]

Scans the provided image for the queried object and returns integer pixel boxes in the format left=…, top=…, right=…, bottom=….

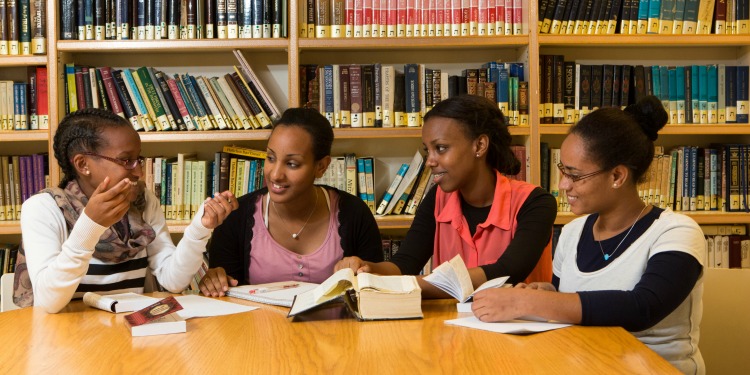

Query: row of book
left=0, top=0, right=46, bottom=55
left=0, top=154, right=48, bottom=222
left=539, top=0, right=749, bottom=35
left=64, top=51, right=280, bottom=132
left=539, top=56, right=750, bottom=125
left=542, top=143, right=750, bottom=213
left=302, top=62, right=528, bottom=129
left=59, top=0, right=288, bottom=40
left=300, top=0, right=526, bottom=38
left=141, top=146, right=268, bottom=221
left=0, top=67, right=49, bottom=131
left=0, top=244, right=18, bottom=276
left=703, top=223, right=750, bottom=268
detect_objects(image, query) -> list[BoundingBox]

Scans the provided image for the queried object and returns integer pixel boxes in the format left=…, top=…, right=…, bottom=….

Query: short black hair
left=424, top=95, right=519, bottom=175
left=570, top=95, right=668, bottom=183
left=271, top=107, right=334, bottom=161
left=53, top=108, right=133, bottom=188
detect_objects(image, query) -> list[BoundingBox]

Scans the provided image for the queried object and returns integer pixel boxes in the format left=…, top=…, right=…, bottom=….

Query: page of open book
left=357, top=273, right=419, bottom=294
left=423, top=255, right=475, bottom=302
left=313, top=268, right=357, bottom=302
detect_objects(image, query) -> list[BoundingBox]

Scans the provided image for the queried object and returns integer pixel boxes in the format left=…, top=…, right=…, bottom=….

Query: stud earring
left=475, top=153, right=480, bottom=157
left=613, top=184, right=618, bottom=188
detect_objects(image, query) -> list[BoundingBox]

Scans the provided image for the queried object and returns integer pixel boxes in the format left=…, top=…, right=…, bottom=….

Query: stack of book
left=59, top=0, right=288, bottom=40
left=0, top=67, right=49, bottom=131
left=300, top=0, right=526, bottom=38
left=539, top=55, right=750, bottom=125
left=0, top=244, right=18, bottom=275
left=0, top=154, right=48, bottom=221
left=539, top=0, right=743, bottom=35
left=0, top=0, right=46, bottom=55
left=63, top=51, right=279, bottom=132
left=301, top=62, right=528, bottom=129
left=702, top=224, right=750, bottom=269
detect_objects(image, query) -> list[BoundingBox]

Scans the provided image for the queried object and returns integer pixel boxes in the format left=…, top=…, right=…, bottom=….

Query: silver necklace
left=272, top=188, right=319, bottom=240
left=597, top=204, right=648, bottom=261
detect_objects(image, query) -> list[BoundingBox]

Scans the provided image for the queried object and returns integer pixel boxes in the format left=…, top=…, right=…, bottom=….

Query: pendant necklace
left=597, top=204, right=648, bottom=261
left=273, top=188, right=319, bottom=240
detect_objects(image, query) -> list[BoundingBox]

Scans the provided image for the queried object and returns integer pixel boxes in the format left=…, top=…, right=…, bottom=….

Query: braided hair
left=53, top=108, right=133, bottom=188
left=570, top=95, right=668, bottom=183
left=423, top=95, right=520, bottom=175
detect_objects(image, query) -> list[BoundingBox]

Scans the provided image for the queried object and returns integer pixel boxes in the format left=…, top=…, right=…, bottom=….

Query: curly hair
left=570, top=95, right=668, bottom=183
left=423, top=95, right=520, bottom=175
left=53, top=108, right=133, bottom=188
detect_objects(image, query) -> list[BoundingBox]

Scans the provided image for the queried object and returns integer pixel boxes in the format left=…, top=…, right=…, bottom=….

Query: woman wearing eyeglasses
left=335, top=95, right=557, bottom=297
left=471, top=95, right=705, bottom=374
left=14, top=108, right=238, bottom=313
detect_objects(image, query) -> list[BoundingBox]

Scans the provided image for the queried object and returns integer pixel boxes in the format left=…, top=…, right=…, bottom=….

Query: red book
left=435, top=0, right=445, bottom=36
left=35, top=66, right=48, bottom=129
left=478, top=0, right=487, bottom=35
left=470, top=0, right=478, bottom=35
left=379, top=0, right=387, bottom=36
left=354, top=0, right=364, bottom=37
left=387, top=0, right=398, bottom=36
left=363, top=0, right=373, bottom=37
left=167, top=78, right=195, bottom=130
left=429, top=0, right=437, bottom=36
left=512, top=0, right=521, bottom=35
left=496, top=0, right=504, bottom=35
left=421, top=0, right=429, bottom=36
left=487, top=0, right=495, bottom=35
left=372, top=0, right=381, bottom=37
left=503, top=0, right=512, bottom=35
left=346, top=0, right=355, bottom=37
left=451, top=0, right=461, bottom=36
left=98, top=67, right=124, bottom=118
left=407, top=0, right=417, bottom=36
left=75, top=66, right=87, bottom=110
left=397, top=0, right=407, bottom=36
left=461, top=0, right=470, bottom=35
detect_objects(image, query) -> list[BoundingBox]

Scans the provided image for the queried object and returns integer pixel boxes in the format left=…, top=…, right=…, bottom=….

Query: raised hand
left=83, top=177, right=132, bottom=227
left=201, top=191, right=239, bottom=229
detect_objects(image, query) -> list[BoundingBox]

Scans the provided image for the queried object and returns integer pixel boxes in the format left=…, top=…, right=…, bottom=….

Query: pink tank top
left=248, top=188, right=344, bottom=284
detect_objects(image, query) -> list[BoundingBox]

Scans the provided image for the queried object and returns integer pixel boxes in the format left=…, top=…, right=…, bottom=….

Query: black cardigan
left=208, top=186, right=384, bottom=284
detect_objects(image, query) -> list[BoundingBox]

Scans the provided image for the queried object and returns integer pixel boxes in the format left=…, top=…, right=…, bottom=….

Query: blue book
left=675, top=67, right=686, bottom=124
left=376, top=163, right=409, bottom=215
left=689, top=146, right=697, bottom=211
left=248, top=160, right=258, bottom=194
left=638, top=0, right=651, bottom=33
left=707, top=64, right=718, bottom=123
left=498, top=66, right=509, bottom=122
left=698, top=65, right=708, bottom=123
left=181, top=74, right=213, bottom=129
left=659, top=66, right=670, bottom=111
left=363, top=157, right=376, bottom=212
left=404, top=64, right=420, bottom=127
left=682, top=146, right=690, bottom=211
left=116, top=0, right=130, bottom=39
left=651, top=66, right=661, bottom=101
left=691, top=65, right=700, bottom=123
left=121, top=68, right=154, bottom=131
left=481, top=62, right=500, bottom=104
left=356, top=158, right=367, bottom=202
left=725, top=66, right=737, bottom=123
left=647, top=0, right=662, bottom=33
left=736, top=66, right=749, bottom=123
left=323, top=65, right=334, bottom=125
left=668, top=68, right=677, bottom=123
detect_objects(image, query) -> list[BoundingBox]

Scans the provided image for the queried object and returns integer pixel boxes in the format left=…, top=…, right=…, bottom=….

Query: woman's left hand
left=471, top=288, right=524, bottom=323
left=201, top=191, right=239, bottom=229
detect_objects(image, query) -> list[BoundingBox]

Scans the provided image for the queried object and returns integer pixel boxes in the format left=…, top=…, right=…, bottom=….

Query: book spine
left=111, top=69, right=143, bottom=130
left=155, top=71, right=187, bottom=130
left=349, top=65, right=363, bottom=127
left=376, top=163, right=409, bottom=215
left=35, top=67, right=48, bottom=129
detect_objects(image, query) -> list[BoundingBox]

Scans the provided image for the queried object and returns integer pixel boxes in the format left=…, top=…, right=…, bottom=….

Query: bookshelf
left=0, top=1, right=748, bottom=237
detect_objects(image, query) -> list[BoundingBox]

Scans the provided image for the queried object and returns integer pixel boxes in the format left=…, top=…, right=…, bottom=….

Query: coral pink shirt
left=433, top=172, right=536, bottom=268
left=248, top=188, right=344, bottom=284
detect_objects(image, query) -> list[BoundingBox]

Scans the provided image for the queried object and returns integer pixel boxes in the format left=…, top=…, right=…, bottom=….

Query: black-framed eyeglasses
left=556, top=163, right=606, bottom=183
left=82, top=152, right=144, bottom=170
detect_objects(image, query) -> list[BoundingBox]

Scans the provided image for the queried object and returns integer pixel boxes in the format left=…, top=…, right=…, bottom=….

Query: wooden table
left=0, top=294, right=678, bottom=374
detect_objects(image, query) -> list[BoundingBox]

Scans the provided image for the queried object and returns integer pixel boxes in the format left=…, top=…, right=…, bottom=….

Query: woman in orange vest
left=336, top=95, right=557, bottom=297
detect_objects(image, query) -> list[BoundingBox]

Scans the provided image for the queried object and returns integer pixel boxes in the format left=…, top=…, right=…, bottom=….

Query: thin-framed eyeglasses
left=556, top=162, right=607, bottom=183
left=82, top=152, right=145, bottom=170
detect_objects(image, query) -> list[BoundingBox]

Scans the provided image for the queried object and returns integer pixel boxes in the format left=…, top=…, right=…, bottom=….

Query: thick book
left=423, top=254, right=509, bottom=304
left=226, top=282, right=319, bottom=307
left=83, top=292, right=159, bottom=313
left=288, top=268, right=423, bottom=321
left=124, top=296, right=186, bottom=337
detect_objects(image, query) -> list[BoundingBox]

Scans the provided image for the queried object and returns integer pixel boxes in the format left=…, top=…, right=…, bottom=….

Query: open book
left=83, top=292, right=160, bottom=313
left=226, top=281, right=319, bottom=307
left=288, top=268, right=423, bottom=320
left=423, top=255, right=509, bottom=303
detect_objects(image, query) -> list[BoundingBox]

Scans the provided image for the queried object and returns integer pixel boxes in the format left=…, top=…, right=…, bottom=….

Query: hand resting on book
left=200, top=266, right=239, bottom=297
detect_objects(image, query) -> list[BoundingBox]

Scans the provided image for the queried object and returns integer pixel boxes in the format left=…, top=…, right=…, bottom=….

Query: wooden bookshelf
left=0, top=130, right=49, bottom=142
left=0, top=56, right=48, bottom=67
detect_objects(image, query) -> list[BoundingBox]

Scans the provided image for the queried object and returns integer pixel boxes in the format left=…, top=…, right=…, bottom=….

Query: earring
left=85, top=170, right=90, bottom=175
left=613, top=184, right=618, bottom=188
left=475, top=153, right=480, bottom=157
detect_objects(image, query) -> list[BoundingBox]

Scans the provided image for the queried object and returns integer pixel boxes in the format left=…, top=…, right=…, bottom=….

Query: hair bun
left=624, top=95, right=668, bottom=141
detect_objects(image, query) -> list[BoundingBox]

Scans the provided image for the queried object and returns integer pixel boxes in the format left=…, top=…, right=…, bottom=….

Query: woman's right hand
left=83, top=177, right=133, bottom=228
left=334, top=256, right=371, bottom=274
left=199, top=267, right=238, bottom=297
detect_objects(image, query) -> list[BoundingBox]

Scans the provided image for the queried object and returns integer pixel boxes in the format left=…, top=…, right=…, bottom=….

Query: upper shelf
left=540, top=124, right=750, bottom=135
left=0, top=130, right=49, bottom=142
left=136, top=126, right=530, bottom=142
left=57, top=39, right=289, bottom=53
left=298, top=36, right=529, bottom=51
left=538, top=35, right=750, bottom=48
left=0, top=55, right=47, bottom=66
left=556, top=211, right=750, bottom=225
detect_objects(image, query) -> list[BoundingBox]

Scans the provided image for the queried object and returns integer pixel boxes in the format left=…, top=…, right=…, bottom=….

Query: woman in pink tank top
left=200, top=108, right=383, bottom=297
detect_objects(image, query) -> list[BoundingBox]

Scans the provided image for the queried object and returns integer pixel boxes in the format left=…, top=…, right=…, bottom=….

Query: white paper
left=444, top=316, right=572, bottom=334
left=174, top=295, right=258, bottom=319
